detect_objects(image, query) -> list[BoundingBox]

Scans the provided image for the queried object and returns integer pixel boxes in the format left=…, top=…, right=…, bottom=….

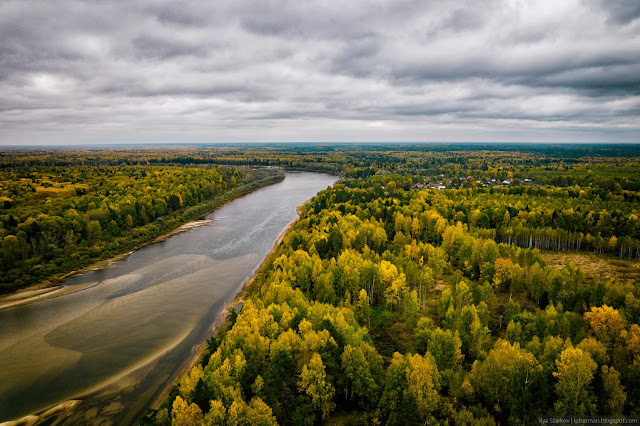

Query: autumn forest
left=1, top=144, right=640, bottom=425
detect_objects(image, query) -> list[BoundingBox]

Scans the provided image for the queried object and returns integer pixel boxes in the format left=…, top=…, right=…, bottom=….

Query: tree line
left=0, top=163, right=283, bottom=293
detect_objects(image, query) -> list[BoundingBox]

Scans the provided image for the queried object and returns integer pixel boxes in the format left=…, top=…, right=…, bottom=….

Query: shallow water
left=0, top=172, right=336, bottom=423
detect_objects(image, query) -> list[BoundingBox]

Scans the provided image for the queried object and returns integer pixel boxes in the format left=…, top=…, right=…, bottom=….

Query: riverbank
left=0, top=221, right=216, bottom=312
left=0, top=172, right=337, bottom=425
left=0, top=171, right=284, bottom=312
left=143, top=199, right=311, bottom=421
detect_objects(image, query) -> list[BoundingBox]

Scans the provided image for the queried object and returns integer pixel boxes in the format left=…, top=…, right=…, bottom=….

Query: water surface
left=0, top=172, right=336, bottom=423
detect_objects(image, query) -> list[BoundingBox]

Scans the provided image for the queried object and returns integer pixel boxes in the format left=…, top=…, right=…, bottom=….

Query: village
left=412, top=174, right=540, bottom=190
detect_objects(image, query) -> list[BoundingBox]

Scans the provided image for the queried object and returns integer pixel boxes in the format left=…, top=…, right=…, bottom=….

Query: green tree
left=601, top=365, right=626, bottom=416
left=401, top=290, right=420, bottom=328
left=355, top=288, right=371, bottom=326
left=341, top=343, right=383, bottom=404
left=298, top=353, right=335, bottom=419
left=528, top=262, right=546, bottom=304
left=427, top=328, right=463, bottom=370
left=471, top=340, right=542, bottom=421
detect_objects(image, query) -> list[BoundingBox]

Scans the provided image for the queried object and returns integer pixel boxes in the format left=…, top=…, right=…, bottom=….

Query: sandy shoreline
left=0, top=169, right=286, bottom=311
left=0, top=400, right=82, bottom=426
left=147, top=215, right=301, bottom=412
left=146, top=200, right=310, bottom=413
left=0, top=219, right=216, bottom=312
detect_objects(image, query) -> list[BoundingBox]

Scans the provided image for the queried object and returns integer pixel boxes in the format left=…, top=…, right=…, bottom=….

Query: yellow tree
left=298, top=353, right=335, bottom=419
left=492, top=258, right=513, bottom=292
left=553, top=347, right=597, bottom=416
left=171, top=396, right=204, bottom=426
left=380, top=260, right=408, bottom=308
left=204, top=400, right=226, bottom=425
left=226, top=396, right=277, bottom=426
left=626, top=324, right=640, bottom=361
left=583, top=305, right=625, bottom=346
left=576, top=338, right=609, bottom=365
left=471, top=340, right=541, bottom=419
left=405, top=353, right=441, bottom=420
left=355, top=288, right=371, bottom=326
left=179, top=364, right=204, bottom=401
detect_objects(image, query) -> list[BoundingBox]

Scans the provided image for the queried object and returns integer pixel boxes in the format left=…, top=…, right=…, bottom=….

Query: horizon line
left=2, top=141, right=640, bottom=148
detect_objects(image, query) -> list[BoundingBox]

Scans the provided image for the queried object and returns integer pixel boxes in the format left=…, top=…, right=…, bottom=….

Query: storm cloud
left=0, top=0, right=638, bottom=144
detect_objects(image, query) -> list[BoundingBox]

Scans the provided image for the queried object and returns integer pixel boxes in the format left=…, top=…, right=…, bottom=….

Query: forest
left=2, top=144, right=639, bottom=424
left=0, top=152, right=284, bottom=293
left=129, top=144, right=639, bottom=425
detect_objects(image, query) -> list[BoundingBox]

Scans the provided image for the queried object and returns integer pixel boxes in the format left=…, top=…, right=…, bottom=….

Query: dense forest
left=125, top=144, right=639, bottom=425
left=2, top=144, right=639, bottom=424
left=0, top=154, right=284, bottom=293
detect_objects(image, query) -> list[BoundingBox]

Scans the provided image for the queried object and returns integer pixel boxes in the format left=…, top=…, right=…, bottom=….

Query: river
left=0, top=172, right=337, bottom=424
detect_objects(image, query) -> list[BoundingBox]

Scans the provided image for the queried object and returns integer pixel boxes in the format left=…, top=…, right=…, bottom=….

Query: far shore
left=0, top=170, right=289, bottom=312
left=0, top=169, right=286, bottom=303
left=0, top=219, right=216, bottom=312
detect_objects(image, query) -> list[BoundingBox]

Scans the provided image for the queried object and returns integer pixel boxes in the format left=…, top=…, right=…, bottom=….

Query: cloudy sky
left=1, top=0, right=639, bottom=145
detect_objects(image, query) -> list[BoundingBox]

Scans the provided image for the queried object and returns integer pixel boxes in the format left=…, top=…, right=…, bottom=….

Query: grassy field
left=541, top=251, right=640, bottom=282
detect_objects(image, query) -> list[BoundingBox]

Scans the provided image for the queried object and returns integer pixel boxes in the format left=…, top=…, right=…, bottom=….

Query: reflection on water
left=0, top=172, right=336, bottom=422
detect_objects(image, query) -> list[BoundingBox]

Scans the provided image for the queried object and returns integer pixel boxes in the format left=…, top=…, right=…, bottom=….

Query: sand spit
left=0, top=400, right=81, bottom=426
left=0, top=220, right=216, bottom=312
left=0, top=282, right=99, bottom=311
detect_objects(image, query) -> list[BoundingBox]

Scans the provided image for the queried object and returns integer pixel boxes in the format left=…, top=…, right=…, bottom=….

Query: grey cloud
left=428, top=7, right=486, bottom=36
left=144, top=4, right=211, bottom=27
left=533, top=64, right=640, bottom=95
left=0, top=0, right=638, bottom=144
left=595, top=0, right=640, bottom=25
left=239, top=0, right=431, bottom=40
left=131, top=35, right=212, bottom=60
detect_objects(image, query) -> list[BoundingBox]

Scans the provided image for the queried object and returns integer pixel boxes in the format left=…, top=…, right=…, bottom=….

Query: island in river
left=0, top=172, right=337, bottom=424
